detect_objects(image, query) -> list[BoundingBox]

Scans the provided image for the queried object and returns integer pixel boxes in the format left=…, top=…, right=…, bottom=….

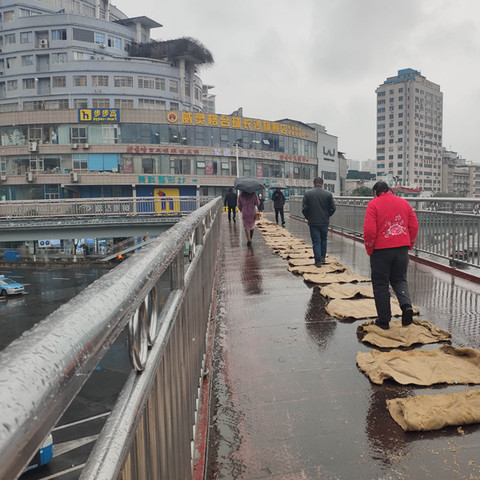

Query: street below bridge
left=206, top=211, right=480, bottom=479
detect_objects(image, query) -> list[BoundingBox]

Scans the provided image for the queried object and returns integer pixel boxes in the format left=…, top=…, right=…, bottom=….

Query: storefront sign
left=167, top=111, right=307, bottom=138
left=78, top=108, right=120, bottom=123
left=138, top=175, right=195, bottom=185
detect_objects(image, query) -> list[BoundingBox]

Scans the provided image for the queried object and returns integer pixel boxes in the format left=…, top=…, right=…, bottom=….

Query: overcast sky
left=113, top=0, right=480, bottom=164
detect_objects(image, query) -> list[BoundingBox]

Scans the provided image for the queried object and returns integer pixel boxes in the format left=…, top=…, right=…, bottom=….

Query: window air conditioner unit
left=99, top=43, right=106, bottom=49
left=82, top=143, right=89, bottom=149
left=40, top=39, right=49, bottom=48
left=71, top=172, right=79, bottom=182
left=71, top=143, right=78, bottom=149
left=26, top=172, right=34, bottom=182
left=28, top=141, right=38, bottom=152
left=0, top=175, right=6, bottom=181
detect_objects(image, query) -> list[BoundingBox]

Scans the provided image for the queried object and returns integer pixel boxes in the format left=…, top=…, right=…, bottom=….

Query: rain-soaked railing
left=0, top=196, right=212, bottom=220
left=0, top=197, right=223, bottom=480
left=290, top=196, right=480, bottom=269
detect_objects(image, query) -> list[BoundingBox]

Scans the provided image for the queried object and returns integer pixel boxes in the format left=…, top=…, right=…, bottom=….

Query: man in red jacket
left=363, top=181, right=419, bottom=330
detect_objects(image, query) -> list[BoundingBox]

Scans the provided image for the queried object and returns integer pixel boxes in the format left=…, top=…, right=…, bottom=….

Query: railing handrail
left=0, top=196, right=216, bottom=221
left=0, top=197, right=223, bottom=479
left=289, top=195, right=480, bottom=271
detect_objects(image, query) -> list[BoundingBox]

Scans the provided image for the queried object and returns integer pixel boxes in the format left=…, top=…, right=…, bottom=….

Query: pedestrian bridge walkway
left=205, top=211, right=480, bottom=479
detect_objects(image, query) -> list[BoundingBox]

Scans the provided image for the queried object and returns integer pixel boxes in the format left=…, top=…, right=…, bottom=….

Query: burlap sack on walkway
left=387, top=388, right=480, bottom=431
left=319, top=283, right=374, bottom=299
left=356, top=345, right=480, bottom=385
left=326, top=297, right=402, bottom=319
left=357, top=319, right=450, bottom=348
left=288, top=257, right=315, bottom=267
left=288, top=263, right=346, bottom=275
left=303, top=269, right=370, bottom=285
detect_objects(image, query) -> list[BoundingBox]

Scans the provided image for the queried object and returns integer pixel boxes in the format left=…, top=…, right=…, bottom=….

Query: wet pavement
left=206, top=212, right=480, bottom=480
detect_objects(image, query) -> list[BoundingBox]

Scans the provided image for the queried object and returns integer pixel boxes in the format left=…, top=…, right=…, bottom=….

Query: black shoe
left=375, top=319, right=390, bottom=330
left=315, top=261, right=322, bottom=268
left=320, top=256, right=326, bottom=264
left=401, top=306, right=414, bottom=326
left=282, top=222, right=285, bottom=227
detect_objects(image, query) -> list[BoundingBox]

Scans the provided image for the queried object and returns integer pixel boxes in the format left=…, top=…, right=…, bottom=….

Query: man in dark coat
left=302, top=177, right=336, bottom=267
left=271, top=187, right=286, bottom=226
left=224, top=188, right=238, bottom=222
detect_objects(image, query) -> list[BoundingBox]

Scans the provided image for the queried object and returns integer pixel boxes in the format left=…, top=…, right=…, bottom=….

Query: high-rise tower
left=375, top=68, right=443, bottom=193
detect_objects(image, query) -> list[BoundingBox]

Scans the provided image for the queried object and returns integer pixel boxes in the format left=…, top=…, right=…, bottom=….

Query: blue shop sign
left=78, top=108, right=120, bottom=123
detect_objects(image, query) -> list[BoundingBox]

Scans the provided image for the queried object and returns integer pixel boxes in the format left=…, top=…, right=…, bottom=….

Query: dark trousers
left=275, top=207, right=285, bottom=224
left=227, top=206, right=236, bottom=221
left=309, top=224, right=329, bottom=263
left=370, top=246, right=411, bottom=323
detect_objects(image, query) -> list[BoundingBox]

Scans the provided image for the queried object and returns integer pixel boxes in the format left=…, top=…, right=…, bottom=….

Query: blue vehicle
left=0, top=275, right=25, bottom=296
left=24, top=434, right=54, bottom=472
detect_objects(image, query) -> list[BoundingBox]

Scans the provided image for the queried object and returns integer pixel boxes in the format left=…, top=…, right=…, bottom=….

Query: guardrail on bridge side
left=289, top=196, right=480, bottom=271
left=0, top=197, right=223, bottom=480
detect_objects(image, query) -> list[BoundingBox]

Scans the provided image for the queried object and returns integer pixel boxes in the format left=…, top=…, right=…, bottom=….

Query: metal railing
left=289, top=196, right=480, bottom=269
left=0, top=197, right=223, bottom=480
left=0, top=196, right=214, bottom=220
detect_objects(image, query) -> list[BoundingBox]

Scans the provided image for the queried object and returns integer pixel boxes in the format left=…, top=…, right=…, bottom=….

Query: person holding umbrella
left=234, top=177, right=263, bottom=246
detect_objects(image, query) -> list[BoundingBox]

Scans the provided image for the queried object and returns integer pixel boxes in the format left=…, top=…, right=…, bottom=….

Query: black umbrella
left=233, top=176, right=265, bottom=193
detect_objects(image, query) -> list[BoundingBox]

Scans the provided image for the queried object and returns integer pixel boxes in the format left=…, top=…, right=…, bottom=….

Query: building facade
left=0, top=0, right=339, bottom=202
left=375, top=68, right=443, bottom=194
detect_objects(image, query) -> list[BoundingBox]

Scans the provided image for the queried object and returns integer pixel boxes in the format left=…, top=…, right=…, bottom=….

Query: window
left=51, top=29, right=67, bottom=40
left=138, top=99, right=166, bottom=110
left=23, top=78, right=36, bottom=89
left=155, top=78, right=165, bottom=90
left=92, top=75, right=109, bottom=87
left=5, top=34, right=16, bottom=45
left=74, top=99, right=88, bottom=108
left=170, top=102, right=179, bottom=110
left=20, top=31, right=33, bottom=44
left=138, top=76, right=155, bottom=89
left=92, top=98, right=110, bottom=108
left=94, top=32, right=105, bottom=44
left=71, top=127, right=87, bottom=143
left=114, top=76, right=133, bottom=87
left=4, top=11, right=14, bottom=22
left=170, top=80, right=179, bottom=93
left=108, top=36, right=122, bottom=49
left=51, top=53, right=67, bottom=64
left=7, top=80, right=18, bottom=91
left=72, top=51, right=89, bottom=60
left=20, top=8, right=38, bottom=17
left=21, top=55, right=34, bottom=66
left=73, top=154, right=88, bottom=170
left=73, top=75, right=87, bottom=87
left=52, top=76, right=66, bottom=88
left=114, top=99, right=134, bottom=109
left=6, top=57, right=16, bottom=69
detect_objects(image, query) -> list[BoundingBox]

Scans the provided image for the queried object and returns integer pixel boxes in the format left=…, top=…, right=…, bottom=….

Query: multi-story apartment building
left=0, top=0, right=338, bottom=202
left=375, top=68, right=443, bottom=194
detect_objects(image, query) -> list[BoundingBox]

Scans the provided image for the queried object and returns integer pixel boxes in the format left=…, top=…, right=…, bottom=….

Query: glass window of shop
left=1, top=126, right=28, bottom=146
left=258, top=161, right=284, bottom=178
left=170, top=158, right=191, bottom=175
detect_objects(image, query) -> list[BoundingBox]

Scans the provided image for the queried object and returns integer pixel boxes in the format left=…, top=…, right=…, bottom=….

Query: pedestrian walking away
left=302, top=177, right=336, bottom=267
left=363, top=181, right=419, bottom=330
left=271, top=187, right=286, bottom=225
left=237, top=191, right=260, bottom=246
left=258, top=193, right=265, bottom=212
left=224, top=187, right=238, bottom=222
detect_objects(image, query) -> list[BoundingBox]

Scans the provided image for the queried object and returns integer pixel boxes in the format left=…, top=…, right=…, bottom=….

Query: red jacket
left=363, top=191, right=419, bottom=256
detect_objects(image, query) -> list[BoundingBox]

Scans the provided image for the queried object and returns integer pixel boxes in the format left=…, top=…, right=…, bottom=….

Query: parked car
left=0, top=275, right=25, bottom=296
left=24, top=434, right=54, bottom=473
